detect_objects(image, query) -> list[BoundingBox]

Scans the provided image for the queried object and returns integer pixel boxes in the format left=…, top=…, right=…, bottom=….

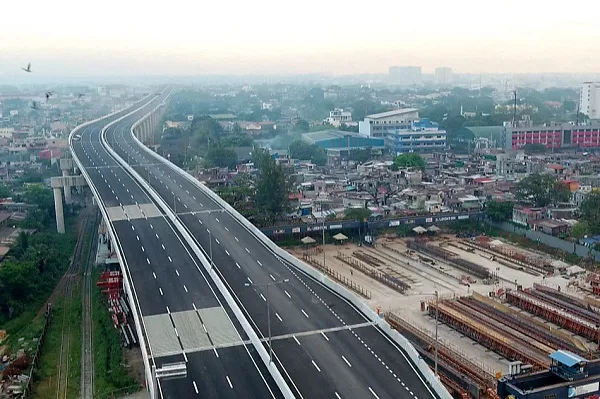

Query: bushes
left=92, top=271, right=138, bottom=397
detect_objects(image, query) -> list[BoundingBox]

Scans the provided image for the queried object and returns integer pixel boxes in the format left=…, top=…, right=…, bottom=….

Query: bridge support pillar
left=52, top=187, right=65, bottom=234
left=60, top=158, right=74, bottom=204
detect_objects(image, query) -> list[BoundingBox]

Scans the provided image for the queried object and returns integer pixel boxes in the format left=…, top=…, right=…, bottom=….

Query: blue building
left=497, top=350, right=600, bottom=399
left=390, top=118, right=447, bottom=155
left=302, top=130, right=385, bottom=160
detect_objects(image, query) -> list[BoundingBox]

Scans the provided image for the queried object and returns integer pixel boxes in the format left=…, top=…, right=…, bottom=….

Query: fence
left=302, top=253, right=372, bottom=299
left=489, top=221, right=600, bottom=262
left=335, top=252, right=410, bottom=294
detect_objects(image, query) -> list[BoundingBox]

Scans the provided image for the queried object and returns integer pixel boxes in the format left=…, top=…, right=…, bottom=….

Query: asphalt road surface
left=71, top=94, right=283, bottom=399
left=102, top=101, right=440, bottom=399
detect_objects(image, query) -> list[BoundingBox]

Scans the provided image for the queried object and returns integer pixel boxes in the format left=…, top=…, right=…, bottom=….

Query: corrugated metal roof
left=366, top=108, right=418, bottom=119
left=549, top=350, right=588, bottom=367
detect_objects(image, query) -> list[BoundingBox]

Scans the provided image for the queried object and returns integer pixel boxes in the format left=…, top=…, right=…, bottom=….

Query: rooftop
left=548, top=350, right=588, bottom=368
left=365, top=108, right=418, bottom=119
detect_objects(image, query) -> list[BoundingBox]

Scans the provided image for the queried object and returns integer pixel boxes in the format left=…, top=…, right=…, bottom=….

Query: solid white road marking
left=321, top=332, right=329, bottom=341
left=213, top=348, right=219, bottom=358
left=285, top=291, right=291, bottom=299
left=293, top=336, right=301, bottom=345
left=368, top=387, right=380, bottom=399
left=226, top=376, right=233, bottom=389
left=260, top=294, right=266, bottom=302
left=312, top=360, right=321, bottom=372
left=335, top=393, right=342, bottom=399
left=193, top=381, right=198, bottom=394
left=342, top=356, right=352, bottom=367
left=276, top=313, right=282, bottom=322
left=301, top=309, right=309, bottom=318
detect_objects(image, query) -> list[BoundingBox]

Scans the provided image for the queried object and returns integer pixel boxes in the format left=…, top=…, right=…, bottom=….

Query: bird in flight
left=22, top=63, right=32, bottom=73
left=46, top=91, right=53, bottom=102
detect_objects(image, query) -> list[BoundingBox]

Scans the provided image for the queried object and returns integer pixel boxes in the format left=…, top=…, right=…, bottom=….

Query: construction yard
left=289, top=234, right=600, bottom=399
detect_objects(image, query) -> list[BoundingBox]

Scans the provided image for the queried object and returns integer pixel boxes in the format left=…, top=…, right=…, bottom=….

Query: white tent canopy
left=301, top=236, right=317, bottom=244
left=333, top=233, right=348, bottom=241
left=413, top=226, right=427, bottom=234
left=428, top=225, right=441, bottom=232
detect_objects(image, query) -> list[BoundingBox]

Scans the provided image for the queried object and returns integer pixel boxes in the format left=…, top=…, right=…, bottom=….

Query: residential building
left=324, top=108, right=352, bottom=127
left=530, top=219, right=570, bottom=237
left=358, top=108, right=419, bottom=138
left=581, top=82, right=600, bottom=120
left=507, top=123, right=600, bottom=150
left=435, top=67, right=453, bottom=85
left=389, top=118, right=447, bottom=154
left=389, top=66, right=422, bottom=85
left=0, top=127, right=14, bottom=139
left=512, top=206, right=547, bottom=227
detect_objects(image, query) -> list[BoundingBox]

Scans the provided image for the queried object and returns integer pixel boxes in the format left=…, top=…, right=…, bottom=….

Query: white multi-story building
left=324, top=108, right=352, bottom=127
left=581, top=82, right=600, bottom=120
left=358, top=108, right=419, bottom=138
left=435, top=67, right=453, bottom=85
left=388, top=66, right=422, bottom=85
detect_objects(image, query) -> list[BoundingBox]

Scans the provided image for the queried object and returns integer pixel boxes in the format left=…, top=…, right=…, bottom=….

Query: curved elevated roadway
left=70, top=93, right=283, bottom=399
left=103, top=94, right=446, bottom=399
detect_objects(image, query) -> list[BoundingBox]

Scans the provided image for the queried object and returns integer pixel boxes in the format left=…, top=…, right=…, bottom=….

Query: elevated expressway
left=97, top=92, right=452, bottom=399
left=70, top=94, right=284, bottom=399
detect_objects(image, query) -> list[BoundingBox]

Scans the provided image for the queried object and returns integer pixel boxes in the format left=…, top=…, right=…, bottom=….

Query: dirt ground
left=287, top=235, right=582, bottom=375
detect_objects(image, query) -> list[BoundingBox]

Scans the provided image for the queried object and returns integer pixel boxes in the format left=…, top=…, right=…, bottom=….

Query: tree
left=571, top=221, right=590, bottom=239
left=254, top=152, right=290, bottom=225
left=391, top=153, right=425, bottom=171
left=515, top=174, right=571, bottom=207
left=0, top=185, right=11, bottom=199
left=340, top=123, right=359, bottom=133
left=344, top=208, right=372, bottom=221
left=220, top=134, right=253, bottom=148
left=288, top=140, right=327, bottom=166
left=204, top=146, right=238, bottom=169
left=349, top=147, right=372, bottom=164
left=579, top=191, right=600, bottom=235
left=485, top=200, right=514, bottom=222
left=293, top=119, right=310, bottom=133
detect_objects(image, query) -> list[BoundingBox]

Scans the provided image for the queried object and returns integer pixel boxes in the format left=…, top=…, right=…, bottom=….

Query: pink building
left=508, top=123, right=600, bottom=150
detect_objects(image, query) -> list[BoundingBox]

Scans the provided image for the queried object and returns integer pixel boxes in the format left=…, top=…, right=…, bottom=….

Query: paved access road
left=71, top=94, right=283, bottom=399
left=104, top=110, right=440, bottom=399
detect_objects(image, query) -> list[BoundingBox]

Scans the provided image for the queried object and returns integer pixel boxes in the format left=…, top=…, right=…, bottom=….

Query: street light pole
left=321, top=200, right=326, bottom=267
left=208, top=211, right=213, bottom=270
left=245, top=278, right=289, bottom=364
left=434, top=290, right=439, bottom=377
left=266, top=276, right=272, bottom=362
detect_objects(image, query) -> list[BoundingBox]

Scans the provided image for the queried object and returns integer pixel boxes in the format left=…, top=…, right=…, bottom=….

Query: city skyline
left=1, top=0, right=599, bottom=79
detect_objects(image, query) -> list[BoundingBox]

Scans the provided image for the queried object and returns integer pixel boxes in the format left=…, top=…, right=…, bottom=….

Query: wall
left=490, top=221, right=600, bottom=262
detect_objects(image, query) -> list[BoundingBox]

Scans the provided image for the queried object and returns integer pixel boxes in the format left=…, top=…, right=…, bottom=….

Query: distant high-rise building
left=388, top=66, right=422, bottom=85
left=434, top=67, right=453, bottom=85
left=581, top=82, right=600, bottom=120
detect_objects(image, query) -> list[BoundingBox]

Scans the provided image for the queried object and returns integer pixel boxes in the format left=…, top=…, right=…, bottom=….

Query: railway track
left=55, top=209, right=94, bottom=399
left=81, top=211, right=99, bottom=399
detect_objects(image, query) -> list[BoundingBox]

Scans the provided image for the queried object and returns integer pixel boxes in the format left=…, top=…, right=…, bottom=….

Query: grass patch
left=30, top=286, right=82, bottom=399
left=92, top=270, right=138, bottom=398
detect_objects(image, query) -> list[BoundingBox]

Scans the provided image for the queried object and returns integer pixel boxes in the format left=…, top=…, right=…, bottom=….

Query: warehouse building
left=302, top=130, right=385, bottom=164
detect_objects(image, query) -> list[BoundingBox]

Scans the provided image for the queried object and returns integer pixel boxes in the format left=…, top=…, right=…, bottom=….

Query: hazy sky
left=1, top=0, right=599, bottom=78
